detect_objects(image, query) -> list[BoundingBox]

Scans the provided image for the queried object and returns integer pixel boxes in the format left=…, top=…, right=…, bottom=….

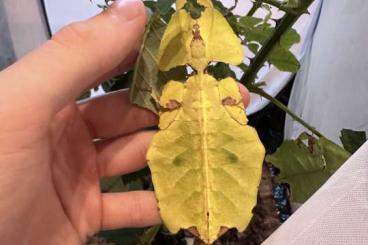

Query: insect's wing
left=198, top=9, right=244, bottom=65
left=158, top=7, right=243, bottom=71
left=157, top=11, right=192, bottom=71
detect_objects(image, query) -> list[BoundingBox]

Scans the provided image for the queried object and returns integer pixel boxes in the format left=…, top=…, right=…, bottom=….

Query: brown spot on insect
left=222, top=96, right=240, bottom=106
left=161, top=99, right=182, bottom=112
left=192, top=23, right=203, bottom=40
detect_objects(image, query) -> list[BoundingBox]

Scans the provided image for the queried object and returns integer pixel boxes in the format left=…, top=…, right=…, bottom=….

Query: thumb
left=0, top=0, right=146, bottom=114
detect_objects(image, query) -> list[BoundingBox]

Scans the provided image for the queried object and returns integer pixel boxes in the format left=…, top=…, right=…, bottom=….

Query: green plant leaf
left=212, top=0, right=229, bottom=15
left=121, top=167, right=151, bottom=191
left=99, top=228, right=146, bottom=245
left=268, top=46, right=300, bottom=72
left=266, top=133, right=351, bottom=203
left=238, top=63, right=249, bottom=73
left=100, top=168, right=151, bottom=193
left=237, top=16, right=301, bottom=72
left=157, top=0, right=176, bottom=15
left=280, top=28, right=301, bottom=49
left=138, top=225, right=161, bottom=245
left=77, top=90, right=91, bottom=101
left=129, top=15, right=187, bottom=114
left=207, top=62, right=237, bottom=80
left=238, top=16, right=272, bottom=44
left=183, top=0, right=206, bottom=19
left=340, top=129, right=367, bottom=154
left=100, top=176, right=126, bottom=193
left=283, top=0, right=300, bottom=9
left=144, top=0, right=176, bottom=23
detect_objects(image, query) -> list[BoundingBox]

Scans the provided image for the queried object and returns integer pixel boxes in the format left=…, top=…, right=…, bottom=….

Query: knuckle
left=53, top=21, right=93, bottom=48
left=51, top=21, right=108, bottom=73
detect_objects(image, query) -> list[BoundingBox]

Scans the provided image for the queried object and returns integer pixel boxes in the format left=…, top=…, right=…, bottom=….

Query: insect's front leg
left=158, top=80, right=185, bottom=129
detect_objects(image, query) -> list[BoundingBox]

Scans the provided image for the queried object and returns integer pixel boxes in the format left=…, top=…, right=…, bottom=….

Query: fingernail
left=111, top=0, right=144, bottom=21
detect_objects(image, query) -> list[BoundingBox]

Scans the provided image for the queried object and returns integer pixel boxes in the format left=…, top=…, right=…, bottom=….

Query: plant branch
left=248, top=85, right=324, bottom=138
left=255, top=0, right=296, bottom=13
left=246, top=1, right=262, bottom=16
left=228, top=0, right=239, bottom=12
left=240, top=0, right=318, bottom=137
left=241, top=0, right=314, bottom=84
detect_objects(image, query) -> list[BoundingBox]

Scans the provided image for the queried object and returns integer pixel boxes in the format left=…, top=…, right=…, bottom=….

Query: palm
left=0, top=92, right=161, bottom=244
left=18, top=103, right=102, bottom=244
left=0, top=2, right=161, bottom=244
left=48, top=103, right=101, bottom=241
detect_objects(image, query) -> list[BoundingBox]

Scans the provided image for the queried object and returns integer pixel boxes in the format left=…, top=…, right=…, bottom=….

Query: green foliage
left=100, top=176, right=125, bottom=193
left=207, top=62, right=237, bottom=80
left=211, top=0, right=228, bottom=15
left=99, top=228, right=146, bottom=245
left=129, top=15, right=187, bottom=114
left=237, top=16, right=300, bottom=72
left=77, top=90, right=91, bottom=100
left=266, top=133, right=351, bottom=203
left=138, top=225, right=161, bottom=245
left=340, top=129, right=367, bottom=154
left=144, top=0, right=176, bottom=23
left=183, top=0, right=205, bottom=19
left=100, top=167, right=151, bottom=193
left=282, top=0, right=300, bottom=9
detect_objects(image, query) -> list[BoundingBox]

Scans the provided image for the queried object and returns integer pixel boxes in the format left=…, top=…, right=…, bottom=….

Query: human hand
left=0, top=0, right=250, bottom=244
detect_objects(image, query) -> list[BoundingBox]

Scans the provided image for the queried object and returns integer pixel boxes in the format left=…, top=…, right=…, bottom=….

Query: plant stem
left=248, top=85, right=324, bottom=138
left=240, top=0, right=319, bottom=137
left=255, top=0, right=297, bottom=13
left=229, top=0, right=239, bottom=12
left=241, top=0, right=314, bottom=84
left=246, top=1, right=262, bottom=16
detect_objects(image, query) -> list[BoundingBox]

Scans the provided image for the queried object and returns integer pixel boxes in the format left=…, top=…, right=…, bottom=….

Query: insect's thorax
left=181, top=23, right=222, bottom=122
left=181, top=75, right=222, bottom=123
left=189, top=23, right=208, bottom=74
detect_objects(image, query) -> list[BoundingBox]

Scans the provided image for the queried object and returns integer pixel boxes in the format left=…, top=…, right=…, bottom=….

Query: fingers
left=238, top=83, right=250, bottom=108
left=96, top=131, right=154, bottom=177
left=0, top=0, right=146, bottom=115
left=79, top=90, right=158, bottom=139
left=101, top=191, right=161, bottom=230
left=92, top=49, right=139, bottom=87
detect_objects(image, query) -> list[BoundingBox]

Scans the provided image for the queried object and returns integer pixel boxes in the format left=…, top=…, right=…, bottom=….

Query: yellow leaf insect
left=147, top=1, right=265, bottom=244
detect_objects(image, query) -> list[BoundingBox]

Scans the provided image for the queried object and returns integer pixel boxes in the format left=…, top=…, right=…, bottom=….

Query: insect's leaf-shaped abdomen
left=147, top=75, right=265, bottom=244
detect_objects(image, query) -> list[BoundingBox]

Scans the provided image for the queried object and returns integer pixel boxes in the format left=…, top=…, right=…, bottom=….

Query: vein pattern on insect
left=147, top=1, right=265, bottom=243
